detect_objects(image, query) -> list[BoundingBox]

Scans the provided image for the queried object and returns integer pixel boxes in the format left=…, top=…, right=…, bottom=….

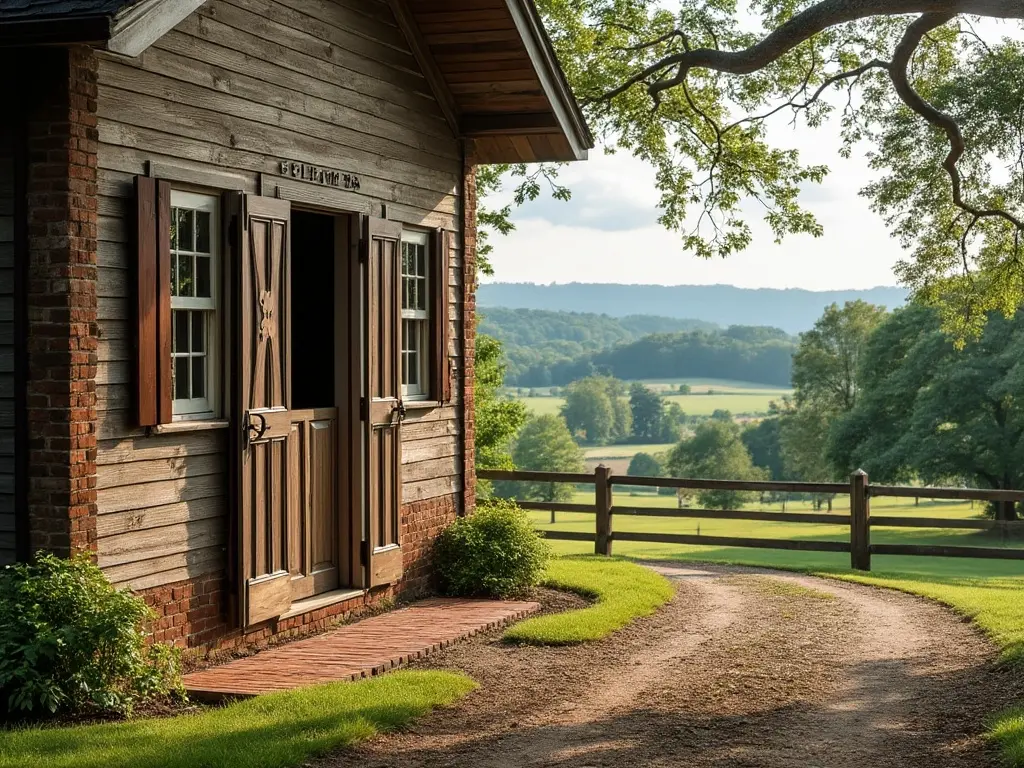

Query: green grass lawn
left=516, top=391, right=786, bottom=419
left=503, top=556, right=674, bottom=645
left=0, top=671, right=476, bottom=768
left=525, top=491, right=1024, bottom=764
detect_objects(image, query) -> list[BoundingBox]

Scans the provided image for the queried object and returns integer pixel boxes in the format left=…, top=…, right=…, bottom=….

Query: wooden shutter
left=231, top=193, right=295, bottom=627
left=134, top=176, right=172, bottom=426
left=430, top=227, right=451, bottom=403
left=365, top=216, right=404, bottom=586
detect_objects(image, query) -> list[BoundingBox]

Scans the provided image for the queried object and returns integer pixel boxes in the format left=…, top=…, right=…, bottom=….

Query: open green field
left=523, top=491, right=1024, bottom=662
left=581, top=444, right=677, bottom=474
left=517, top=390, right=787, bottom=419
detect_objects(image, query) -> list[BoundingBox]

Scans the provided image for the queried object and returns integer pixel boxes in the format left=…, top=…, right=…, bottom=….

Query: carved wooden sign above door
left=277, top=160, right=361, bottom=191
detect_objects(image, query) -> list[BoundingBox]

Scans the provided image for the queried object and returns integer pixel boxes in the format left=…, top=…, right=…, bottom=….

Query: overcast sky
left=484, top=112, right=903, bottom=291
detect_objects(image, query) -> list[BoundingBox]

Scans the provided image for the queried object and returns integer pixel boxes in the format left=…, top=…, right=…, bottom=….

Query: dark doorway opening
left=291, top=210, right=335, bottom=410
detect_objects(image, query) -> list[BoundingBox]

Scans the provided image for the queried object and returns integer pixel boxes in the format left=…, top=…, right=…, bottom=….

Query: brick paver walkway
left=183, top=598, right=540, bottom=699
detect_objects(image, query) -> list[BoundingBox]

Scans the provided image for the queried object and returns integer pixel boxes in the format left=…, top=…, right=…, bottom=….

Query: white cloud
left=487, top=115, right=906, bottom=290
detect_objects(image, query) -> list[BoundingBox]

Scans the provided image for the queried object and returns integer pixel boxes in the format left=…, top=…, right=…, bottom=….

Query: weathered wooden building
left=0, top=0, right=590, bottom=651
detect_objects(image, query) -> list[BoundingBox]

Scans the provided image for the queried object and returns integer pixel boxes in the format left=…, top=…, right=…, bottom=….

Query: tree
left=506, top=415, right=585, bottom=503
left=742, top=416, right=786, bottom=481
left=666, top=420, right=768, bottom=510
left=627, top=451, right=664, bottom=478
left=830, top=304, right=1024, bottom=520
left=629, top=383, right=665, bottom=441
left=483, top=2, right=1024, bottom=337
left=475, top=335, right=528, bottom=495
left=561, top=376, right=631, bottom=445
left=678, top=383, right=691, bottom=395
left=792, top=301, right=888, bottom=413
left=659, top=401, right=686, bottom=442
left=778, top=302, right=887, bottom=506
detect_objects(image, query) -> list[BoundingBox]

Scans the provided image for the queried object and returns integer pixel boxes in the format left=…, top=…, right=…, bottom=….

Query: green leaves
left=0, top=554, right=183, bottom=718
left=435, top=500, right=550, bottom=599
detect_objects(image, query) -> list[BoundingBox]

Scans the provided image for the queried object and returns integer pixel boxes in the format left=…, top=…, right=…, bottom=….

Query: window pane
left=195, top=210, right=211, bottom=253
left=191, top=311, right=206, bottom=354
left=174, top=310, right=189, bottom=353
left=178, top=253, right=194, bottom=297
left=196, top=256, right=211, bottom=298
left=192, top=356, right=206, bottom=399
left=170, top=252, right=178, bottom=297
left=176, top=208, right=194, bottom=251
left=170, top=209, right=179, bottom=251
left=401, top=351, right=408, bottom=385
left=402, top=242, right=413, bottom=275
left=407, top=349, right=418, bottom=386
left=417, top=246, right=425, bottom=278
left=402, top=275, right=411, bottom=311
left=418, top=276, right=427, bottom=311
left=174, top=356, right=190, bottom=400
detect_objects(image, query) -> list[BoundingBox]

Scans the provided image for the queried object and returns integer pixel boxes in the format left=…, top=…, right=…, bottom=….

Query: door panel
left=364, top=217, right=404, bottom=587
left=285, top=408, right=340, bottom=602
left=235, top=195, right=294, bottom=628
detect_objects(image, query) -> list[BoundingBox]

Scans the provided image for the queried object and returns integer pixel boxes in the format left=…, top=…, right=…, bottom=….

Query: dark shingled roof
left=0, top=0, right=136, bottom=21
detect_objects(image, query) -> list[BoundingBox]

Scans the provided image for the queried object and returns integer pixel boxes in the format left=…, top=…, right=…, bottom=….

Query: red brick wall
left=461, top=147, right=478, bottom=514
left=23, top=46, right=99, bottom=556
left=141, top=495, right=458, bottom=657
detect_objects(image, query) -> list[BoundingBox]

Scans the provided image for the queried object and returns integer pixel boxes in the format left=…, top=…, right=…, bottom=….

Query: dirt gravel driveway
left=319, top=564, right=1023, bottom=767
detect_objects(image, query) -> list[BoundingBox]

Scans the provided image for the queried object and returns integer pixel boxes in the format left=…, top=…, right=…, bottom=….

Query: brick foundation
left=141, top=495, right=458, bottom=659
left=23, top=46, right=99, bottom=555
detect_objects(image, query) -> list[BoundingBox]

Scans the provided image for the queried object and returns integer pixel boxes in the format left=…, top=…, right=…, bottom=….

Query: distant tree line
left=480, top=308, right=796, bottom=387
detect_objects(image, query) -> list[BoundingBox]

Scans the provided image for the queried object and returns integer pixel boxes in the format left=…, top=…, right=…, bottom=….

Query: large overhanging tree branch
left=493, top=0, right=1024, bottom=339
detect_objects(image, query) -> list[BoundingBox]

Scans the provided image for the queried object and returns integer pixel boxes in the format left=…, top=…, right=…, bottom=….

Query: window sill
left=151, top=419, right=230, bottom=435
left=404, top=400, right=442, bottom=411
left=279, top=588, right=366, bottom=621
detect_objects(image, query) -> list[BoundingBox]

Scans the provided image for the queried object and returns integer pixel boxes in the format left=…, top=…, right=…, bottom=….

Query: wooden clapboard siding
left=94, top=0, right=465, bottom=590
left=0, top=112, right=14, bottom=565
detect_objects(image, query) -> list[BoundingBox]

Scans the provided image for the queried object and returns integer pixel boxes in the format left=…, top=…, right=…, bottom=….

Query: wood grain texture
left=95, top=0, right=466, bottom=591
left=0, top=125, right=14, bottom=565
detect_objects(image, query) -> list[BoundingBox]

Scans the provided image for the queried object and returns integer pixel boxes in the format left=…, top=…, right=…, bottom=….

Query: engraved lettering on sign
left=277, top=160, right=361, bottom=190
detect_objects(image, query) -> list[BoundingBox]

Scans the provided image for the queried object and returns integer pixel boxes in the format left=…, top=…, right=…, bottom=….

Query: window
left=169, top=191, right=219, bottom=419
left=401, top=231, right=429, bottom=400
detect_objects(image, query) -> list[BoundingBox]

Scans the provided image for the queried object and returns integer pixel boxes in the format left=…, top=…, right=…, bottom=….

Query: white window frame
left=170, top=190, right=220, bottom=421
left=401, top=230, right=430, bottom=401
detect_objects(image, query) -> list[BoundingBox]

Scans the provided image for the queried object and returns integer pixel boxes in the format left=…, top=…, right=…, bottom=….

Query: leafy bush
left=435, top=500, right=550, bottom=598
left=0, top=553, right=182, bottom=717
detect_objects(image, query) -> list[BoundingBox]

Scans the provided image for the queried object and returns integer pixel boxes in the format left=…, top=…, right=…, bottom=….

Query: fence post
left=850, top=469, right=871, bottom=571
left=595, top=464, right=613, bottom=556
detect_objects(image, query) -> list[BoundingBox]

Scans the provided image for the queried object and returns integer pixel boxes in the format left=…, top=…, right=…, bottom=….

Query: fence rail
left=479, top=467, right=1024, bottom=571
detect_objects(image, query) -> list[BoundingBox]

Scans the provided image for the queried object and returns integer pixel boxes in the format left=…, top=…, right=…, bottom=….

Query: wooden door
left=364, top=217, right=404, bottom=586
left=233, top=194, right=296, bottom=627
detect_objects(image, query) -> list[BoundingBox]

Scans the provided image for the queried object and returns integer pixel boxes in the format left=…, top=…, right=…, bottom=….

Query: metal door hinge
left=360, top=397, right=368, bottom=421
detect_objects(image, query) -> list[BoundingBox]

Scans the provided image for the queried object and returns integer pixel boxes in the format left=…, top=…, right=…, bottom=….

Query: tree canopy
left=667, top=419, right=767, bottom=509
left=475, top=334, right=528, bottom=475
left=561, top=376, right=632, bottom=444
left=483, top=1, right=1024, bottom=337
left=829, top=305, right=1024, bottom=519
left=506, top=414, right=586, bottom=503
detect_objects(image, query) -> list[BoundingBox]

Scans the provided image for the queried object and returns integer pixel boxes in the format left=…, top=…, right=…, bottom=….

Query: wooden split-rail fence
left=477, top=468, right=1024, bottom=571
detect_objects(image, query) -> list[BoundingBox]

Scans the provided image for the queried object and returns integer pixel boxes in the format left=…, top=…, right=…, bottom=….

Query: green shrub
left=0, top=553, right=183, bottom=717
left=435, top=499, right=550, bottom=598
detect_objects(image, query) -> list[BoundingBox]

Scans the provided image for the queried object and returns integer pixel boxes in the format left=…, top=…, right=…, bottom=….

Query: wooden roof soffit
left=108, top=0, right=208, bottom=57
left=387, top=0, right=462, bottom=139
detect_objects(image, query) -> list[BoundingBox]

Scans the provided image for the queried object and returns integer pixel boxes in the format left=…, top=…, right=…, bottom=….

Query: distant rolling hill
left=478, top=282, right=908, bottom=335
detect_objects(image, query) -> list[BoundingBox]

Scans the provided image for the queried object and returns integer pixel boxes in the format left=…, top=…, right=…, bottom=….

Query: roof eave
left=505, top=0, right=594, bottom=161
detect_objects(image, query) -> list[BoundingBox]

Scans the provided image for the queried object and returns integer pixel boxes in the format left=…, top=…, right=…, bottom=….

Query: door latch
left=244, top=412, right=268, bottom=447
